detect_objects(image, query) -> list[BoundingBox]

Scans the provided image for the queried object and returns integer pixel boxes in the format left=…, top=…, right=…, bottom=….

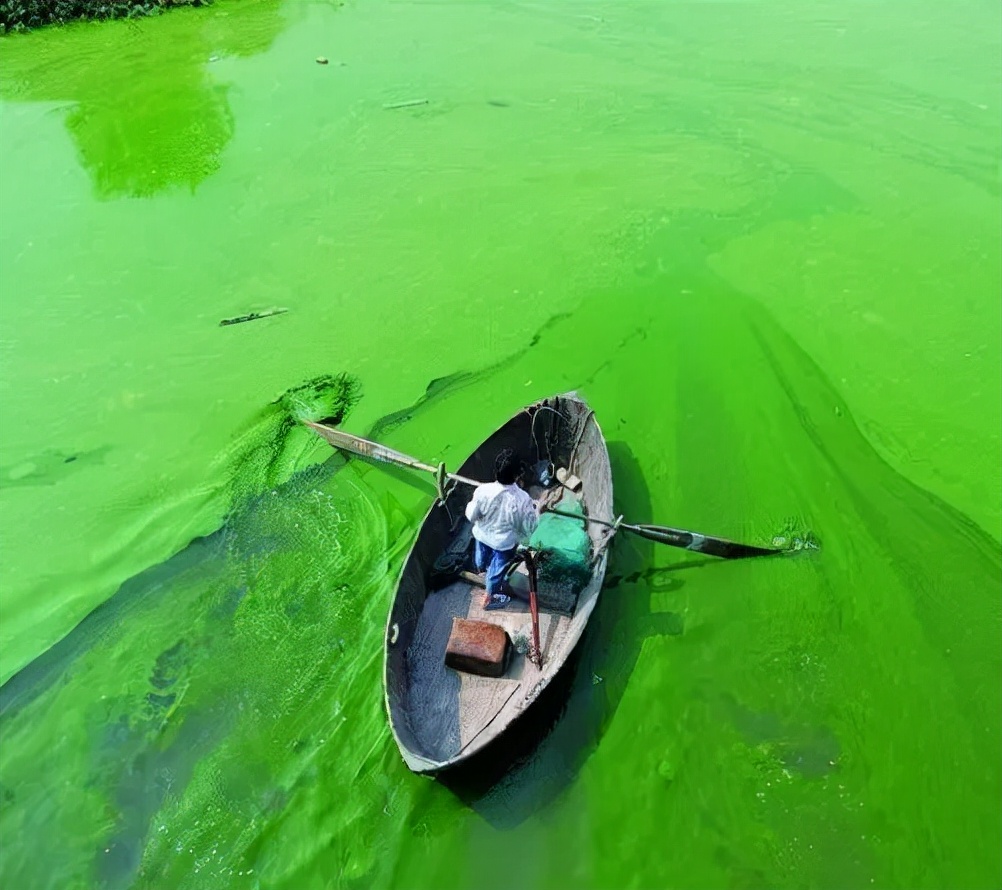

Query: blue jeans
left=474, top=540, right=516, bottom=597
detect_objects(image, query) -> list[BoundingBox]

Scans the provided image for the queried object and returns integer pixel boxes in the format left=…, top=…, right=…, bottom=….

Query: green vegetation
left=0, top=0, right=208, bottom=33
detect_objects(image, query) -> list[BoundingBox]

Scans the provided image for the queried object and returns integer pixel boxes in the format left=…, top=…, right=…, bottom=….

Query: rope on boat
left=568, top=409, right=595, bottom=476
left=528, top=402, right=570, bottom=462
left=434, top=461, right=460, bottom=524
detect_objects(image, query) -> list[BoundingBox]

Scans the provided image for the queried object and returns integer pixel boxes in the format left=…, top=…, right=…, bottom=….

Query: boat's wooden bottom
left=405, top=576, right=579, bottom=764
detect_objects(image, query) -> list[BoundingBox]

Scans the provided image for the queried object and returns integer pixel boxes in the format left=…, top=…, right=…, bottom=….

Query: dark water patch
left=149, top=640, right=187, bottom=690
left=0, top=447, right=389, bottom=886
left=762, top=168, right=860, bottom=222
left=368, top=371, right=479, bottom=441
left=642, top=610, right=685, bottom=637
left=368, top=308, right=581, bottom=443
left=94, top=696, right=240, bottom=889
left=145, top=691, right=177, bottom=710
left=0, top=445, right=111, bottom=489
left=721, top=692, right=841, bottom=779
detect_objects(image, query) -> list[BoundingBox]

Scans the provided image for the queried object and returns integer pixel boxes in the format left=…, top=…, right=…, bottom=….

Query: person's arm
left=519, top=498, right=540, bottom=543
left=465, top=488, right=482, bottom=523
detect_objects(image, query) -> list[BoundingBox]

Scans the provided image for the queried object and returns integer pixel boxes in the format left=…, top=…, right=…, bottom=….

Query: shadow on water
left=0, top=0, right=291, bottom=198
left=441, top=441, right=684, bottom=828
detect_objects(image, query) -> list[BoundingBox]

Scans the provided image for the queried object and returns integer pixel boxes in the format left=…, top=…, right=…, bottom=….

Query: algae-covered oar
left=304, top=422, right=785, bottom=559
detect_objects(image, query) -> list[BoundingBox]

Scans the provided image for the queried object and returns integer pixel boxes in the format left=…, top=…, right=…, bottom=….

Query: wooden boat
left=311, top=393, right=614, bottom=773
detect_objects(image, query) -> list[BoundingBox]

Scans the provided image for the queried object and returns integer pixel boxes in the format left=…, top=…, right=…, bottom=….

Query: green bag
left=529, top=497, right=592, bottom=594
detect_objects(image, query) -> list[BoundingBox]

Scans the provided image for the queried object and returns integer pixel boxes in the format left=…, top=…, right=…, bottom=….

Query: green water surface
left=1, top=1, right=999, bottom=888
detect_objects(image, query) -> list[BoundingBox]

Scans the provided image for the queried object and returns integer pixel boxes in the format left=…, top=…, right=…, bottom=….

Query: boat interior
left=383, top=394, right=614, bottom=772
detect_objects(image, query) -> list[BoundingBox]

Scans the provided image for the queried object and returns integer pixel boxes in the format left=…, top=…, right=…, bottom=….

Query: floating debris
left=219, top=308, right=289, bottom=327
left=383, top=98, right=428, bottom=110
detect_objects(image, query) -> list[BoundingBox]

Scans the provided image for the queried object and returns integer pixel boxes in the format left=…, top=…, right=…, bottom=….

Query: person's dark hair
left=494, top=448, right=522, bottom=485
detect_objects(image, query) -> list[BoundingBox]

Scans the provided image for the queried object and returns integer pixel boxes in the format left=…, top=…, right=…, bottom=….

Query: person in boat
left=465, top=447, right=542, bottom=610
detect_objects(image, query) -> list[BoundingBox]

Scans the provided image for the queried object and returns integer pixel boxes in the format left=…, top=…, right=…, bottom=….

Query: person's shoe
left=484, top=594, right=511, bottom=611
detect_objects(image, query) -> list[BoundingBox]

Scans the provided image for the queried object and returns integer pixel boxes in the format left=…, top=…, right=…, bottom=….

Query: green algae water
left=1, top=1, right=1000, bottom=888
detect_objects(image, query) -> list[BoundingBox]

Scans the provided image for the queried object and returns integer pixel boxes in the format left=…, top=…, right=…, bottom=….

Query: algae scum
left=1, top=1, right=1000, bottom=889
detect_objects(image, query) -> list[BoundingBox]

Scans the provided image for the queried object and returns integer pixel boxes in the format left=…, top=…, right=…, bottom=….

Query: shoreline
left=1, top=0, right=208, bottom=34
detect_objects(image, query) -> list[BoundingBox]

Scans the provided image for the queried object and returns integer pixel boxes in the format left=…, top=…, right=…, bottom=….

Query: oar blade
left=630, top=524, right=782, bottom=559
left=305, top=422, right=435, bottom=473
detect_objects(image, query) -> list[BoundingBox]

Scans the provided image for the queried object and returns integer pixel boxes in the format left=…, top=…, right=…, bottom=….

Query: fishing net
left=529, top=497, right=592, bottom=596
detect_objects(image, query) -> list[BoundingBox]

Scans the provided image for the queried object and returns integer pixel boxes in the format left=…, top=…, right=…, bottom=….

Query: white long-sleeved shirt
left=464, top=482, right=538, bottom=551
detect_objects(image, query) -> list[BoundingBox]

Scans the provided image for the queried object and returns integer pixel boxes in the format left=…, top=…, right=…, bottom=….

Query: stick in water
left=219, top=308, right=288, bottom=327
left=383, top=99, right=429, bottom=110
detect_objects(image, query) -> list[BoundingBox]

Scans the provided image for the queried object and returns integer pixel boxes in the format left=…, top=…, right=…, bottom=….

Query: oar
left=306, top=422, right=480, bottom=486
left=305, top=422, right=785, bottom=559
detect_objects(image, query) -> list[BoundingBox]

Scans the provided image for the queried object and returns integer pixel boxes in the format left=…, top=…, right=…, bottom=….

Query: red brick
left=444, top=618, right=511, bottom=678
